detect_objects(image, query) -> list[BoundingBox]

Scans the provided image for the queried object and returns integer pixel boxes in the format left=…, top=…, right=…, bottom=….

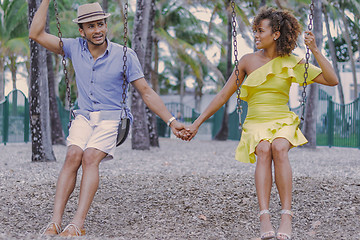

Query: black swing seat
left=116, top=117, right=131, bottom=146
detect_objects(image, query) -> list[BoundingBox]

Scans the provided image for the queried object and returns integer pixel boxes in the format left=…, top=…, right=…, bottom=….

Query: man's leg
left=70, top=147, right=107, bottom=229
left=43, top=145, right=83, bottom=235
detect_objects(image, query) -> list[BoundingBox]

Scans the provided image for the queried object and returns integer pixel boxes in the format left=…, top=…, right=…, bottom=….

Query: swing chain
left=231, top=0, right=242, bottom=131
left=122, top=1, right=129, bottom=105
left=300, top=1, right=314, bottom=125
left=53, top=0, right=72, bottom=128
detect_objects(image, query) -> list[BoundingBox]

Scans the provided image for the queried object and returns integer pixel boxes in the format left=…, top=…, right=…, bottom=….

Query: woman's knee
left=255, top=141, right=272, bottom=163
left=271, top=138, right=290, bottom=156
left=256, top=141, right=271, bottom=155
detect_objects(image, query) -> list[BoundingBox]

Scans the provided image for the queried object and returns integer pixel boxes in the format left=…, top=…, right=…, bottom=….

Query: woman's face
left=253, top=19, right=278, bottom=50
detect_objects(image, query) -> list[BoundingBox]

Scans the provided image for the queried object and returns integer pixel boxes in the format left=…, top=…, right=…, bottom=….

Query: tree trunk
left=322, top=4, right=344, bottom=105
left=144, top=0, right=158, bottom=147
left=340, top=9, right=358, bottom=100
left=47, top=50, right=66, bottom=145
left=260, top=0, right=266, bottom=7
left=45, top=14, right=65, bottom=145
left=0, top=57, right=4, bottom=102
left=10, top=55, right=17, bottom=90
left=194, top=83, right=203, bottom=112
left=357, top=16, right=360, bottom=69
left=131, top=0, right=154, bottom=150
left=9, top=55, right=18, bottom=115
left=25, top=59, right=31, bottom=92
left=54, top=51, right=60, bottom=97
left=214, top=1, right=232, bottom=141
left=179, top=62, right=185, bottom=105
left=102, top=0, right=108, bottom=12
left=303, top=0, right=322, bottom=149
left=28, top=0, right=56, bottom=161
left=151, top=39, right=159, bottom=93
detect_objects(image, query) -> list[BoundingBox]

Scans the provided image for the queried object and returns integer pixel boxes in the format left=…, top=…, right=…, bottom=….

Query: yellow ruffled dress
left=235, top=54, right=322, bottom=163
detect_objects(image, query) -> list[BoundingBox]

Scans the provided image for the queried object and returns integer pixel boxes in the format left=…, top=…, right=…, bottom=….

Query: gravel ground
left=0, top=138, right=359, bottom=240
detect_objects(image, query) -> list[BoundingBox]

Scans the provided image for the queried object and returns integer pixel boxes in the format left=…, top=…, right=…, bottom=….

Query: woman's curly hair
left=252, top=7, right=302, bottom=56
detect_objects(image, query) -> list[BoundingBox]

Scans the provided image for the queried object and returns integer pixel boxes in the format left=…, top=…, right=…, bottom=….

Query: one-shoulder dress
left=235, top=54, right=322, bottom=164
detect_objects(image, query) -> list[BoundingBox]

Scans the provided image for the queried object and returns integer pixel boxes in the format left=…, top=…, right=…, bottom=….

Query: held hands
left=169, top=121, right=199, bottom=141
left=182, top=123, right=199, bottom=141
left=169, top=120, right=190, bottom=140
left=304, top=31, right=319, bottom=53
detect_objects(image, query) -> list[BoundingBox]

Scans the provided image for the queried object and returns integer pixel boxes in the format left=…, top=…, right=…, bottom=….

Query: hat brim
left=73, top=13, right=111, bottom=24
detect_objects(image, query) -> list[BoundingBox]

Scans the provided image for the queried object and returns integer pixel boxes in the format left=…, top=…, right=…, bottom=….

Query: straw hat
left=73, top=2, right=111, bottom=24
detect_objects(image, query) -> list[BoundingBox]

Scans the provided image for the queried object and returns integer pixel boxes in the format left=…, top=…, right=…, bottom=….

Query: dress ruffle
left=240, top=54, right=321, bottom=101
left=235, top=112, right=307, bottom=163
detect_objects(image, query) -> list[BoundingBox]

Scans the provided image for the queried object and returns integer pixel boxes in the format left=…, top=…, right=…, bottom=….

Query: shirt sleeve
left=61, top=38, right=76, bottom=59
left=292, top=61, right=322, bottom=85
left=126, top=48, right=145, bottom=83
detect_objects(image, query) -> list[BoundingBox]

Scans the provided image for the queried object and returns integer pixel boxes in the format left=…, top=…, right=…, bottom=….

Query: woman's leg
left=47, top=145, right=83, bottom=230
left=70, top=147, right=107, bottom=229
left=255, top=140, right=274, bottom=236
left=271, top=138, right=292, bottom=237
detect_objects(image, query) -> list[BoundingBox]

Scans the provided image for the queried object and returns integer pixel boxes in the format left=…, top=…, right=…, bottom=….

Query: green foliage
left=0, top=0, right=29, bottom=56
left=58, top=77, right=77, bottom=107
left=1, top=0, right=28, bottom=39
left=325, top=36, right=358, bottom=62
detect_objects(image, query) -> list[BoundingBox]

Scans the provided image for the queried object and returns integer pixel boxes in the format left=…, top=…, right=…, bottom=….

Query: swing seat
left=116, top=117, right=131, bottom=146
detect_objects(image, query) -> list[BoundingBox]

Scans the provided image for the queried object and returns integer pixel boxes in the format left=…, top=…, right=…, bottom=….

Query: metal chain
left=300, top=1, right=314, bottom=126
left=122, top=1, right=129, bottom=105
left=231, top=0, right=243, bottom=131
left=53, top=0, right=72, bottom=128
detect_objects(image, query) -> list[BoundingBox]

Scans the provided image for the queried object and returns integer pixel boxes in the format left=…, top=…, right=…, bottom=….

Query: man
left=29, top=1, right=187, bottom=236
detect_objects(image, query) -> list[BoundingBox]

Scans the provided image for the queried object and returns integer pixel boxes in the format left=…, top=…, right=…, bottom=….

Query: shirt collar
left=80, top=37, right=111, bottom=55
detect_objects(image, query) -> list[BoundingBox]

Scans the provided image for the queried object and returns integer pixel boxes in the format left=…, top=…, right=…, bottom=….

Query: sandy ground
left=0, top=138, right=359, bottom=240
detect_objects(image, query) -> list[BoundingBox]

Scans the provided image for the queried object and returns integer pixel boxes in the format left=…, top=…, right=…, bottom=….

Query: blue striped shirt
left=62, top=37, right=144, bottom=120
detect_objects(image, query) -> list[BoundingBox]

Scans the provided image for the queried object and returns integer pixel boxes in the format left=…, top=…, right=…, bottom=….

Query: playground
left=0, top=138, right=359, bottom=240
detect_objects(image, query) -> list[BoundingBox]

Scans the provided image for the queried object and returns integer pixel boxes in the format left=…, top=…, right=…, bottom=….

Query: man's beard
left=83, top=33, right=107, bottom=46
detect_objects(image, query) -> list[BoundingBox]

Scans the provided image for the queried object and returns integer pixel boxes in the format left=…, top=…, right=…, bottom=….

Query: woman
left=185, top=7, right=338, bottom=240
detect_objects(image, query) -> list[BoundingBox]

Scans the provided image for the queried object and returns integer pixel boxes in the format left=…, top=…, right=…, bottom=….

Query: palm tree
left=214, top=0, right=232, bottom=141
left=337, top=0, right=359, bottom=99
left=303, top=0, right=322, bottom=148
left=0, top=0, right=29, bottom=101
left=102, top=0, right=108, bottom=12
left=131, top=0, right=155, bottom=150
left=322, top=3, right=345, bottom=106
left=190, top=0, right=252, bottom=140
left=48, top=0, right=83, bottom=144
left=28, top=0, right=56, bottom=161
left=154, top=0, right=225, bottom=110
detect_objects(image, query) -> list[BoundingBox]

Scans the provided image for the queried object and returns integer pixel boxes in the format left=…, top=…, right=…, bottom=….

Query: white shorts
left=67, top=112, right=119, bottom=160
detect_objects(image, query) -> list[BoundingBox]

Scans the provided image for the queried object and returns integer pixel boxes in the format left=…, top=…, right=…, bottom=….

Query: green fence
left=317, top=89, right=360, bottom=148
left=159, top=91, right=359, bottom=149
left=1, top=89, right=359, bottom=148
left=290, top=89, right=360, bottom=148
left=0, top=90, right=29, bottom=145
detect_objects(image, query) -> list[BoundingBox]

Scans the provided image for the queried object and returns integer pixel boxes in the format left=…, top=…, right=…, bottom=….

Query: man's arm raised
left=29, top=0, right=63, bottom=55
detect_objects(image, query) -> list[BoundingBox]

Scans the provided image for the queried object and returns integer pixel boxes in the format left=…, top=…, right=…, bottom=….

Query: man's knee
left=64, top=145, right=83, bottom=169
left=81, top=148, right=105, bottom=168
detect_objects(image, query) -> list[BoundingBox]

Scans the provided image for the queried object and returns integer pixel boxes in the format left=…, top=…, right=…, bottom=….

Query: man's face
left=79, top=19, right=107, bottom=46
